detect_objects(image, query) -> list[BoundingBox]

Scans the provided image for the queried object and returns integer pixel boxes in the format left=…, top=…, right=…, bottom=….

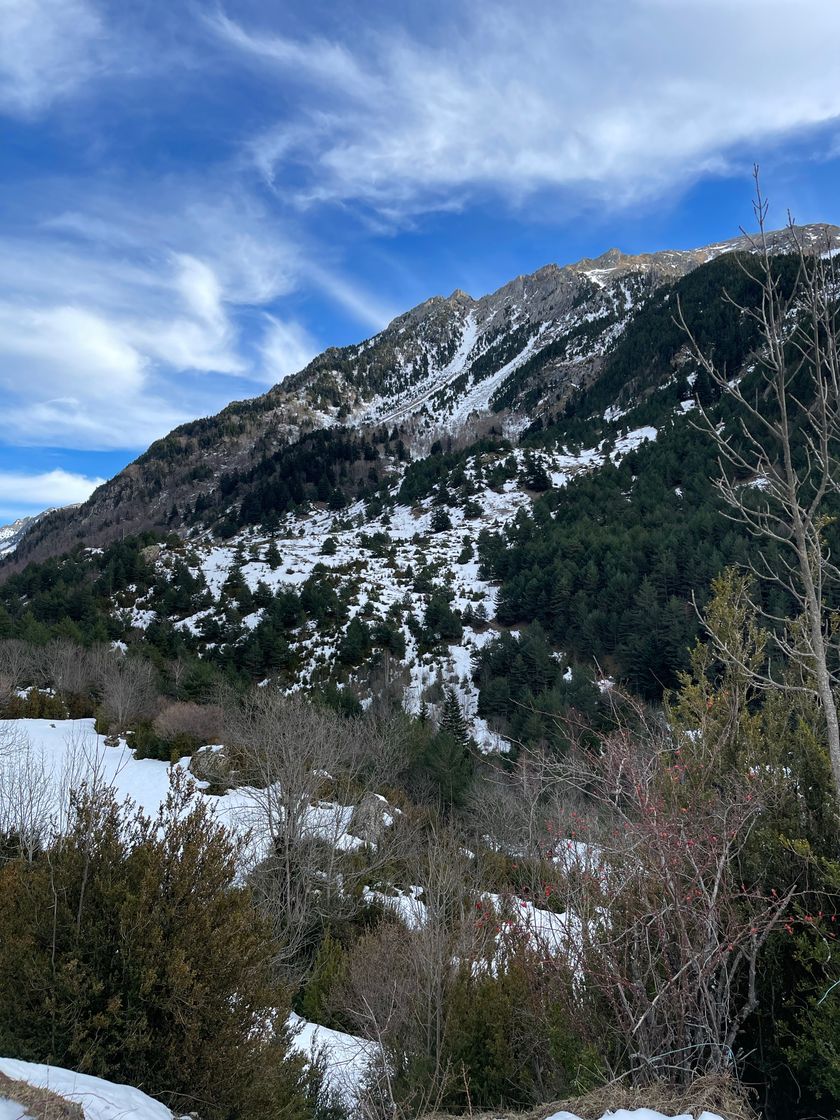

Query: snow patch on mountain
left=0, top=515, right=40, bottom=558
left=111, top=424, right=658, bottom=751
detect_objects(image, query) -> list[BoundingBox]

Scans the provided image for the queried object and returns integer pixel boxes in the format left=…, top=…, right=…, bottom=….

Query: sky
left=1, top=0, right=840, bottom=521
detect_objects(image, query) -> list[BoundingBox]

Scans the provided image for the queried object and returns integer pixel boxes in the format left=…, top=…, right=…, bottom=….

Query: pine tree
left=265, top=541, right=282, bottom=570
left=430, top=506, right=453, bottom=532
left=298, top=932, right=349, bottom=1031
left=338, top=616, right=371, bottom=666
left=440, top=687, right=470, bottom=745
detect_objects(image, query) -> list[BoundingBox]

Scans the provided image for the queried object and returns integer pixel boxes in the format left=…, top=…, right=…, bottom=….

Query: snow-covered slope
left=289, top=1014, right=376, bottom=1106
left=0, top=515, right=41, bottom=558
left=0, top=717, right=397, bottom=867
left=111, top=427, right=654, bottom=747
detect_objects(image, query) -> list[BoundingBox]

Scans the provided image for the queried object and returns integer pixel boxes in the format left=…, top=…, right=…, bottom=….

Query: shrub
left=0, top=771, right=314, bottom=1120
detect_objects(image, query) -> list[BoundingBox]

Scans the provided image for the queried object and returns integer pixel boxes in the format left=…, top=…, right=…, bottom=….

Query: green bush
left=0, top=771, right=315, bottom=1120
left=444, top=943, right=601, bottom=1110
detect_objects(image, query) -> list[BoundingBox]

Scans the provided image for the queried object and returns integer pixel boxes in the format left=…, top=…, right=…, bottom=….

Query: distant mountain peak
left=0, top=513, right=44, bottom=558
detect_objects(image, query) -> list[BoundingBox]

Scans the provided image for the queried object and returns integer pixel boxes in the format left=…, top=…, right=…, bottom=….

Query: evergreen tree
left=440, top=687, right=470, bottom=745
left=266, top=541, right=282, bottom=570
left=430, top=507, right=453, bottom=532
left=338, top=616, right=371, bottom=666
left=420, top=729, right=473, bottom=809
left=298, top=932, right=349, bottom=1031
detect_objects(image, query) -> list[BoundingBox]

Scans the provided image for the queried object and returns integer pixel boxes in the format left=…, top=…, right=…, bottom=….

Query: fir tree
left=440, top=687, right=470, bottom=745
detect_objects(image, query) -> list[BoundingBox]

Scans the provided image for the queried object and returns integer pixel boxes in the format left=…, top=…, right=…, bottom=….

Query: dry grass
left=426, top=1073, right=758, bottom=1120
left=0, top=1072, right=84, bottom=1120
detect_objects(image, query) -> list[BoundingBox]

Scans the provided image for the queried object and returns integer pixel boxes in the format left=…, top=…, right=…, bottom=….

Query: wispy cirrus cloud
left=0, top=182, right=315, bottom=449
left=0, top=0, right=108, bottom=116
left=213, top=0, right=840, bottom=219
left=0, top=175, right=397, bottom=449
left=259, top=316, right=319, bottom=384
left=3, top=0, right=840, bottom=517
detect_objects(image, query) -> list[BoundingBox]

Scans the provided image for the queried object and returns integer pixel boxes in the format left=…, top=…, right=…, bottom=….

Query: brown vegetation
left=0, top=1072, right=85, bottom=1120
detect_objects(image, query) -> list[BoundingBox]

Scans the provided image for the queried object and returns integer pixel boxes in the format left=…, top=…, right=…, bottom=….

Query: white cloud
left=0, top=186, right=322, bottom=448
left=216, top=0, right=840, bottom=217
left=210, top=10, right=371, bottom=98
left=174, top=254, right=226, bottom=326
left=0, top=303, right=146, bottom=398
left=0, top=468, right=105, bottom=507
left=0, top=0, right=106, bottom=116
left=304, top=263, right=397, bottom=332
left=0, top=396, right=189, bottom=452
left=259, top=316, right=318, bottom=383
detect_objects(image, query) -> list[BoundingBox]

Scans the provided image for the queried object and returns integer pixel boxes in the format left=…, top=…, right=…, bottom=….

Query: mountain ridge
left=3, top=221, right=838, bottom=574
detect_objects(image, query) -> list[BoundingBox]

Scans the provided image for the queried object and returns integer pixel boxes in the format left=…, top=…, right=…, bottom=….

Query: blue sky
left=1, top=0, right=840, bottom=521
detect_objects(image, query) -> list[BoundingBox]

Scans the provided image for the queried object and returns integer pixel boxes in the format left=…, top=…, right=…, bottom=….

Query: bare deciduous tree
left=682, top=172, right=840, bottom=810
left=0, top=718, right=125, bottom=859
left=225, top=691, right=411, bottom=980
left=541, top=700, right=797, bottom=1085
left=0, top=721, right=50, bottom=859
left=37, top=639, right=98, bottom=704
left=0, top=639, right=33, bottom=708
left=337, top=826, right=483, bottom=1118
left=97, top=652, right=159, bottom=734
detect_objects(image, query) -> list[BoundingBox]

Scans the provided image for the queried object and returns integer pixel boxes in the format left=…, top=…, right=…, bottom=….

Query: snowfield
left=0, top=718, right=381, bottom=868
left=289, top=1013, right=376, bottom=1106
left=125, top=428, right=659, bottom=753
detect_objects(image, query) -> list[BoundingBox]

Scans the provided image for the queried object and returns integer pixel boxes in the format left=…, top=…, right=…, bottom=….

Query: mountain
left=0, top=512, right=46, bottom=558
left=8, top=222, right=837, bottom=574
left=1, top=225, right=838, bottom=1120
left=1, top=222, right=838, bottom=744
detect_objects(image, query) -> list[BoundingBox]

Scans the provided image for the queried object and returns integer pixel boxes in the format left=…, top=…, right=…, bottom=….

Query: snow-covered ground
left=0, top=513, right=44, bottom=559
left=289, top=1014, right=376, bottom=1106
left=0, top=1056, right=728, bottom=1120
left=121, top=428, right=658, bottom=752
left=0, top=718, right=383, bottom=867
left=0, top=1058, right=172, bottom=1120
left=0, top=722, right=726, bottom=1120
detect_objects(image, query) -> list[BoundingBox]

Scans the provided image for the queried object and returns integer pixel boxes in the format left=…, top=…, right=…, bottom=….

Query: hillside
left=1, top=230, right=836, bottom=745
left=0, top=514, right=45, bottom=558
